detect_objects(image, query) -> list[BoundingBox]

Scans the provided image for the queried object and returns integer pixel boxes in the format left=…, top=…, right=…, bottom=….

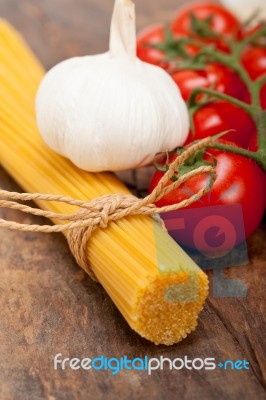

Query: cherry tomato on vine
left=241, top=47, right=266, bottom=80
left=149, top=141, right=266, bottom=240
left=185, top=101, right=255, bottom=148
left=136, top=24, right=198, bottom=69
left=206, top=64, right=250, bottom=102
left=247, top=132, right=259, bottom=151
left=171, top=69, right=208, bottom=101
left=171, top=2, right=242, bottom=51
left=261, top=82, right=266, bottom=109
left=245, top=134, right=266, bottom=210
left=172, top=63, right=250, bottom=102
left=136, top=24, right=170, bottom=69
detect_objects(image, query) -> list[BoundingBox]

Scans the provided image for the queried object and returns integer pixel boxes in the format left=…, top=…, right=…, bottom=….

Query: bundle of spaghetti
left=0, top=20, right=208, bottom=345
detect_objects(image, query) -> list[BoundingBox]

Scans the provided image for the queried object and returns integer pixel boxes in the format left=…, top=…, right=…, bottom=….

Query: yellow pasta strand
left=0, top=20, right=208, bottom=345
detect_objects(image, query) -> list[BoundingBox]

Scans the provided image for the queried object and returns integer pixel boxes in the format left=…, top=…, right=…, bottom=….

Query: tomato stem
left=208, top=112, right=266, bottom=172
left=155, top=18, right=266, bottom=171
left=208, top=142, right=266, bottom=172
left=183, top=23, right=266, bottom=170
left=186, top=43, right=263, bottom=108
left=257, top=111, right=266, bottom=151
left=188, top=87, right=258, bottom=116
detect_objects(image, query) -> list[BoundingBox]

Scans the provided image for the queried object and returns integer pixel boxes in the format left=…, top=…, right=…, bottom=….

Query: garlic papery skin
left=36, top=0, right=189, bottom=172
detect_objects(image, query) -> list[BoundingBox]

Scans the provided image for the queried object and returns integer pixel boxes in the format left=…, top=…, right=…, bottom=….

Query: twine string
left=0, top=137, right=216, bottom=279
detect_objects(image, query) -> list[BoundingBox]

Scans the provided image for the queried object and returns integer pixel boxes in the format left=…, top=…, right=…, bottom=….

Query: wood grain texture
left=0, top=0, right=265, bottom=399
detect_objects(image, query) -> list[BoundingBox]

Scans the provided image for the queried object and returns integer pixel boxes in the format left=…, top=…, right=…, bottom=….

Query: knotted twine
left=0, top=137, right=216, bottom=280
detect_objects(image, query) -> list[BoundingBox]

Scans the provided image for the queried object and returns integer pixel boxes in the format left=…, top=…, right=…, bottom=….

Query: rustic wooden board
left=0, top=1, right=265, bottom=399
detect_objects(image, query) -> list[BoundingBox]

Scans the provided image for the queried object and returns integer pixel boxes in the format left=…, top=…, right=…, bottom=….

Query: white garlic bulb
left=36, top=0, right=189, bottom=172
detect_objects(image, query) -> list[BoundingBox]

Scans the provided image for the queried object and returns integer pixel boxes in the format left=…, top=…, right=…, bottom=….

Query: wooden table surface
left=0, top=1, right=265, bottom=399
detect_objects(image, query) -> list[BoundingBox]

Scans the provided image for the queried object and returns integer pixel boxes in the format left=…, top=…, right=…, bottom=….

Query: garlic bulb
left=36, top=0, right=189, bottom=172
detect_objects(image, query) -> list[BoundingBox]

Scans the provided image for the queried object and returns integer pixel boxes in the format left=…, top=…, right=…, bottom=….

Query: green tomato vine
left=154, top=15, right=266, bottom=172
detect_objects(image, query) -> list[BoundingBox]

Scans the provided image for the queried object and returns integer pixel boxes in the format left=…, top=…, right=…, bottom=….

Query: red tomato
left=247, top=132, right=258, bottom=151
left=241, top=47, right=266, bottom=80
left=171, top=69, right=209, bottom=101
left=136, top=24, right=199, bottom=69
left=185, top=101, right=256, bottom=148
left=172, top=63, right=250, bottom=102
left=261, top=82, right=266, bottom=109
left=205, top=64, right=250, bottom=102
left=247, top=134, right=266, bottom=210
left=247, top=134, right=266, bottom=212
left=136, top=24, right=170, bottom=69
left=171, top=2, right=241, bottom=51
left=149, top=143, right=266, bottom=239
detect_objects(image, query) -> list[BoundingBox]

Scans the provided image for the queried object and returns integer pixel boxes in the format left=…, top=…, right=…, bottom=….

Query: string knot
left=66, top=193, right=141, bottom=279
